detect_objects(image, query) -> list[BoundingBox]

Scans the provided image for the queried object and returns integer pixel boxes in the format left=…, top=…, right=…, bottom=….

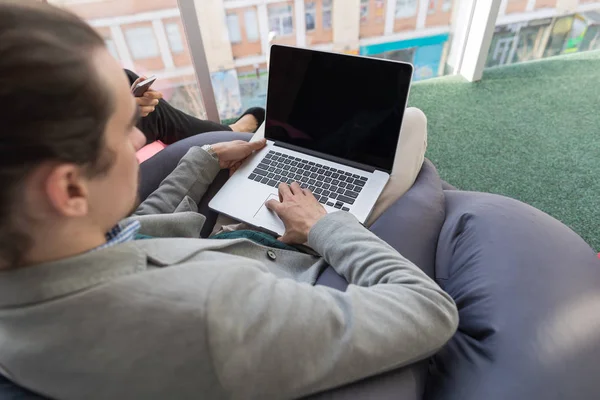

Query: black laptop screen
left=265, top=45, right=413, bottom=172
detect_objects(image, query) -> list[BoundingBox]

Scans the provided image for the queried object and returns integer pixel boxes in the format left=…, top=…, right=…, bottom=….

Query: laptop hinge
left=273, top=141, right=378, bottom=173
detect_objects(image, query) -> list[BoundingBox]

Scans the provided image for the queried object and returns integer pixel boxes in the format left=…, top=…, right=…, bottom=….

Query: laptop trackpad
left=254, top=194, right=285, bottom=233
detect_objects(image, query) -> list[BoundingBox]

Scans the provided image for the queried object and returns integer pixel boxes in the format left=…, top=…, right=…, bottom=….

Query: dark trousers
left=125, top=69, right=232, bottom=145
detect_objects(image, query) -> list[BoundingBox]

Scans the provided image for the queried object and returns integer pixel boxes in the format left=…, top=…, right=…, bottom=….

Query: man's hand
left=211, top=139, right=267, bottom=174
left=266, top=182, right=327, bottom=244
left=131, top=76, right=163, bottom=117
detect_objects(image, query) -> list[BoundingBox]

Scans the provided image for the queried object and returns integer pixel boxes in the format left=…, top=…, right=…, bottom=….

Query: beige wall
left=333, top=0, right=360, bottom=51
left=394, top=15, right=418, bottom=32
left=193, top=0, right=235, bottom=72
left=51, top=0, right=179, bottom=20
left=425, top=0, right=452, bottom=27
left=505, top=0, right=529, bottom=14
left=535, top=0, right=558, bottom=7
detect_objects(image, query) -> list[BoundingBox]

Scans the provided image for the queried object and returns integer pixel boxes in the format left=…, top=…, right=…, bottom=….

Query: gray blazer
left=0, top=147, right=458, bottom=399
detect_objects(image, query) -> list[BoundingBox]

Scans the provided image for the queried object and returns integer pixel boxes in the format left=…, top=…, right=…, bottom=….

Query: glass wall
left=203, top=0, right=463, bottom=120
left=50, top=0, right=466, bottom=123
left=48, top=0, right=207, bottom=119
left=487, top=0, right=600, bottom=69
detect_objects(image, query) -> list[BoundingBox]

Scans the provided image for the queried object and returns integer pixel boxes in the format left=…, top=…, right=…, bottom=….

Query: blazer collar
left=0, top=237, right=260, bottom=308
left=0, top=242, right=147, bottom=308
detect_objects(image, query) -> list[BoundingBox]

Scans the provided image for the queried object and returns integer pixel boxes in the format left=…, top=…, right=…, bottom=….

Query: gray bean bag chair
left=2, top=137, right=599, bottom=399
left=313, top=160, right=600, bottom=399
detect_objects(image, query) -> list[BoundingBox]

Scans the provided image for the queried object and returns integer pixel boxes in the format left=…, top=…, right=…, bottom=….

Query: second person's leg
left=125, top=69, right=234, bottom=144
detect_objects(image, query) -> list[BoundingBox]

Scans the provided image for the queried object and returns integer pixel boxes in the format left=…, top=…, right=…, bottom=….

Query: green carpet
left=408, top=50, right=600, bottom=250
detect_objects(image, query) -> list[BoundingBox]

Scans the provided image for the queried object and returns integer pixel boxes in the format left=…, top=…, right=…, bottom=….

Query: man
left=0, top=2, right=458, bottom=399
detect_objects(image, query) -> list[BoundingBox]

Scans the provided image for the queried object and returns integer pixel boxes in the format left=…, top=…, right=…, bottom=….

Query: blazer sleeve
left=204, top=211, right=459, bottom=399
left=134, top=147, right=221, bottom=216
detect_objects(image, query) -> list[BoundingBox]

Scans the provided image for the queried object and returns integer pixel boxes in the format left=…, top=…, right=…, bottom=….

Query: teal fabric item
left=212, top=230, right=298, bottom=252
left=135, top=231, right=297, bottom=253
left=135, top=234, right=154, bottom=240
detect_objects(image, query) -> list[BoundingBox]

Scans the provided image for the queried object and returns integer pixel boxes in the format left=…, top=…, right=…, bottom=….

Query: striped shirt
left=95, top=221, right=141, bottom=251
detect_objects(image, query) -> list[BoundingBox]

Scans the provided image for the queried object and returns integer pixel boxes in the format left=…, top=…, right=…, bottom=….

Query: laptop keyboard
left=247, top=150, right=368, bottom=211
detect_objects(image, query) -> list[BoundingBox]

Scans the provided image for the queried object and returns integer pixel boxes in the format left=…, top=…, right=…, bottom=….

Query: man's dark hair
left=0, top=0, right=114, bottom=268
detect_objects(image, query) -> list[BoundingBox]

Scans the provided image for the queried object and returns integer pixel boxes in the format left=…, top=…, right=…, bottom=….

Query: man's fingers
left=140, top=106, right=155, bottom=116
left=277, top=234, right=292, bottom=244
left=137, top=98, right=159, bottom=107
left=265, top=199, right=282, bottom=213
left=303, top=188, right=315, bottom=198
left=278, top=183, right=293, bottom=201
left=289, top=182, right=302, bottom=195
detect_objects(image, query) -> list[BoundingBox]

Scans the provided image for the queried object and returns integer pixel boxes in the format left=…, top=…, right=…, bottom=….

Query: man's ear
left=44, top=164, right=90, bottom=217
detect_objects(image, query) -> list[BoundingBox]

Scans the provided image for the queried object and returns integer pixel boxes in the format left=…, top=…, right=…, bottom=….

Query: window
left=374, top=0, right=385, bottom=20
left=360, top=0, right=369, bottom=23
left=46, top=1, right=208, bottom=120
left=244, top=9, right=260, bottom=42
left=580, top=25, right=600, bottom=52
left=428, top=0, right=437, bottom=14
left=227, top=13, right=242, bottom=43
left=124, top=27, right=159, bottom=60
left=105, top=38, right=119, bottom=60
left=323, top=0, right=332, bottom=29
left=395, top=0, right=417, bottom=19
left=442, top=0, right=452, bottom=12
left=305, top=2, right=316, bottom=31
left=375, top=48, right=415, bottom=63
left=165, top=23, right=184, bottom=53
left=268, top=4, right=294, bottom=36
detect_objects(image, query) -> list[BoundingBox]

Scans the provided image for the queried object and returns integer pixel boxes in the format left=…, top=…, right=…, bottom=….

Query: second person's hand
left=131, top=76, right=163, bottom=117
left=211, top=139, right=267, bottom=171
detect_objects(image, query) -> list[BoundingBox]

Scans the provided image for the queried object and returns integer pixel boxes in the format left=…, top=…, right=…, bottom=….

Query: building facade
left=488, top=0, right=600, bottom=68
left=51, top=0, right=600, bottom=120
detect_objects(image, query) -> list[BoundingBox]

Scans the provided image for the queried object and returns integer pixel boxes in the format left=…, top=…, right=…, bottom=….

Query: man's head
left=0, top=1, right=147, bottom=269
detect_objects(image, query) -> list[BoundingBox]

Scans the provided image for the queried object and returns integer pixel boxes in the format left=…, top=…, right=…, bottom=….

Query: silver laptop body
left=210, top=45, right=413, bottom=236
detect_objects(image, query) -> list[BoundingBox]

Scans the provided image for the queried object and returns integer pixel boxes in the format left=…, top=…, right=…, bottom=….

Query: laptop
left=209, top=45, right=413, bottom=236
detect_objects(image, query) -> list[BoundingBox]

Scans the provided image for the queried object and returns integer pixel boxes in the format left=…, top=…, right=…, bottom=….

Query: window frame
left=428, top=0, right=437, bottom=15
left=395, top=0, right=418, bottom=19
left=360, top=0, right=369, bottom=24
left=305, top=1, right=317, bottom=31
left=226, top=13, right=242, bottom=44
left=244, top=9, right=260, bottom=42
left=104, top=37, right=119, bottom=60
left=175, top=0, right=511, bottom=124
left=124, top=26, right=160, bottom=60
left=268, top=3, right=295, bottom=37
left=442, top=0, right=452, bottom=13
left=322, top=0, right=333, bottom=30
left=165, top=22, right=185, bottom=54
